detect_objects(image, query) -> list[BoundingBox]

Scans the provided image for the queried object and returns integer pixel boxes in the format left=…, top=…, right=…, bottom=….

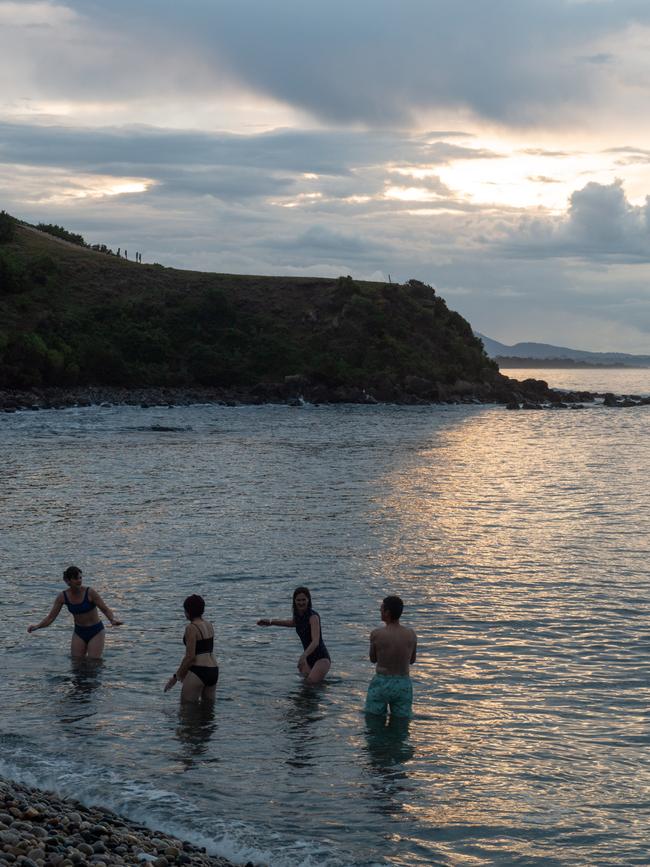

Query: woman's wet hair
left=382, top=595, right=404, bottom=620
left=183, top=594, right=205, bottom=619
left=63, top=566, right=82, bottom=584
left=292, top=586, right=312, bottom=617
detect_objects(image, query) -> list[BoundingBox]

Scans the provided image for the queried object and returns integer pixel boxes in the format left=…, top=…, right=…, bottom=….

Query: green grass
left=0, top=219, right=497, bottom=391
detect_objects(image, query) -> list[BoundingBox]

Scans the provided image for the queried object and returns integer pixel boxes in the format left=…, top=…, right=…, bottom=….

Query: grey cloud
left=60, top=0, right=650, bottom=126
left=523, top=148, right=573, bottom=158
left=420, top=142, right=503, bottom=163
left=502, top=180, right=650, bottom=262
left=0, top=121, right=471, bottom=175
left=0, top=120, right=490, bottom=210
left=274, top=225, right=373, bottom=258
left=580, top=52, right=614, bottom=65
left=527, top=176, right=561, bottom=184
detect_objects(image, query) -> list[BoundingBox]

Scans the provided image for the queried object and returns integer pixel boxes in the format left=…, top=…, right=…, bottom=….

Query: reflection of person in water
left=283, top=682, right=326, bottom=770
left=27, top=566, right=122, bottom=659
left=175, top=701, right=218, bottom=770
left=257, top=586, right=331, bottom=684
left=164, top=595, right=219, bottom=703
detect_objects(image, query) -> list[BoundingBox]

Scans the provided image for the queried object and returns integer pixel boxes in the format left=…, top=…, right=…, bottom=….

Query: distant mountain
left=476, top=333, right=650, bottom=367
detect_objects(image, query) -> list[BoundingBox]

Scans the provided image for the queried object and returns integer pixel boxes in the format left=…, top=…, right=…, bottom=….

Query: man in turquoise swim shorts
left=365, top=595, right=417, bottom=718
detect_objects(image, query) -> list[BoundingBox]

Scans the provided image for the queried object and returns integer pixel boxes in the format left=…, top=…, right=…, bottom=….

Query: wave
left=0, top=734, right=350, bottom=867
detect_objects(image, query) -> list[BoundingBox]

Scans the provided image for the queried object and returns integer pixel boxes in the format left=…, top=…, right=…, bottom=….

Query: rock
left=403, top=376, right=436, bottom=398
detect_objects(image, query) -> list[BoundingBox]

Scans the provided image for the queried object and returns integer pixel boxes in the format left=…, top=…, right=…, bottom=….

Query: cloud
left=502, top=180, right=650, bottom=262
left=0, top=119, right=472, bottom=173
left=4, top=0, right=641, bottom=129
left=3, top=4, right=650, bottom=351
left=3, top=1, right=650, bottom=128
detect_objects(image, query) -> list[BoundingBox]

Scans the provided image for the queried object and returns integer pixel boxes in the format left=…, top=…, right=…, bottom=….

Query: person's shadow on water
left=175, top=701, right=218, bottom=771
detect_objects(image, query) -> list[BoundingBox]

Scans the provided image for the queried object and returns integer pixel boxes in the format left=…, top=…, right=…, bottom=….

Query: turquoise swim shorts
left=365, top=674, right=413, bottom=718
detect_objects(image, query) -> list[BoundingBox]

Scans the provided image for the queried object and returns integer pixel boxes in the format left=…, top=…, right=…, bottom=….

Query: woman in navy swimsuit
left=257, top=586, right=331, bottom=684
left=164, top=594, right=219, bottom=703
left=27, top=565, right=122, bottom=658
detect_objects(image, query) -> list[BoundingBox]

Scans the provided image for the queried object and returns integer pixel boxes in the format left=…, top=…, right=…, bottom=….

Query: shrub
left=29, top=255, right=58, bottom=285
left=36, top=223, right=86, bottom=247
left=0, top=211, right=16, bottom=243
left=0, top=250, right=27, bottom=294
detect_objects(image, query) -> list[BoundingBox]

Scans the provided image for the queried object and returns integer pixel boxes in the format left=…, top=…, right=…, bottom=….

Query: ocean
left=1, top=367, right=649, bottom=866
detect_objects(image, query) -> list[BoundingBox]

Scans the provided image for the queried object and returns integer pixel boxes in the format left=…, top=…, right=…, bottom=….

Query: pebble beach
left=0, top=779, right=246, bottom=867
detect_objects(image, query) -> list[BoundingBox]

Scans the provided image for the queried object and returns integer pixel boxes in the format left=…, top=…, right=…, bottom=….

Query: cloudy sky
left=2, top=1, right=650, bottom=350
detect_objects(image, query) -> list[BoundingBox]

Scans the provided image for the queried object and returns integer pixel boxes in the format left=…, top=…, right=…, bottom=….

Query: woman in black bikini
left=257, top=586, right=331, bottom=684
left=164, top=595, right=219, bottom=703
left=27, top=565, right=122, bottom=658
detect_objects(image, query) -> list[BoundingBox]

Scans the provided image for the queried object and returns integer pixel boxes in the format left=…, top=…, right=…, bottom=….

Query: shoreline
left=0, top=384, right=648, bottom=413
left=0, top=776, right=246, bottom=867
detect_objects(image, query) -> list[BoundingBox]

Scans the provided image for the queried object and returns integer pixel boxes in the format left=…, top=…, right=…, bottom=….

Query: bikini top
left=184, top=624, right=214, bottom=655
left=63, top=588, right=96, bottom=614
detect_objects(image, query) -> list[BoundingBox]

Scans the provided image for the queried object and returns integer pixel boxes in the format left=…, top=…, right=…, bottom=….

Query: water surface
left=1, top=376, right=649, bottom=865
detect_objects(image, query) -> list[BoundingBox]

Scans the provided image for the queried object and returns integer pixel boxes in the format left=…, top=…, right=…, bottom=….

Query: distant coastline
left=496, top=356, right=649, bottom=369
left=478, top=333, right=650, bottom=368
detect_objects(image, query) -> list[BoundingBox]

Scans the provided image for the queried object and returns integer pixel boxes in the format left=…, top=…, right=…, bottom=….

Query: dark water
left=1, top=379, right=649, bottom=865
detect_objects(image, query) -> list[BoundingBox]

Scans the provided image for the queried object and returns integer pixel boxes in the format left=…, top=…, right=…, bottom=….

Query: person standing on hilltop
left=27, top=566, right=122, bottom=658
left=365, top=595, right=417, bottom=718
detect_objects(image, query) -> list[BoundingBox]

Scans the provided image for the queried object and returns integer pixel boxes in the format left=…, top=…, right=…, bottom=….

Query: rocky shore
left=0, top=778, right=246, bottom=867
left=0, top=374, right=647, bottom=414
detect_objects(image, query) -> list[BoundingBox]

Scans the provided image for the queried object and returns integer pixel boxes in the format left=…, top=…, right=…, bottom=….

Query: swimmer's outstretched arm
left=27, top=593, right=64, bottom=633
left=90, top=589, right=123, bottom=626
left=257, top=617, right=294, bottom=627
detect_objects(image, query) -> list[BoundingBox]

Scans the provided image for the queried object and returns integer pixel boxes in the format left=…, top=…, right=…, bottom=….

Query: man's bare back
left=365, top=595, right=417, bottom=718
left=370, top=621, right=417, bottom=675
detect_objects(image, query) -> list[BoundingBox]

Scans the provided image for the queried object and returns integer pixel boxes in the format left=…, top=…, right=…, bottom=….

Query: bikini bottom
left=74, top=621, right=105, bottom=644
left=189, top=665, right=219, bottom=687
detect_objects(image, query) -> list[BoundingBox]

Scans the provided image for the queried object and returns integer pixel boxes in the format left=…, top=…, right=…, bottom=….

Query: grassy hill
left=0, top=212, right=500, bottom=400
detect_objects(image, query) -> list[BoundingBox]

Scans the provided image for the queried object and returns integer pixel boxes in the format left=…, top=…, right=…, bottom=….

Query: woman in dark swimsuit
left=27, top=565, right=122, bottom=658
left=164, top=595, right=219, bottom=703
left=257, top=586, right=331, bottom=684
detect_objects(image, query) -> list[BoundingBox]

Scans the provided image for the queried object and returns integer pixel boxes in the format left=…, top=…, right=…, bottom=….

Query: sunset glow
left=1, top=0, right=650, bottom=349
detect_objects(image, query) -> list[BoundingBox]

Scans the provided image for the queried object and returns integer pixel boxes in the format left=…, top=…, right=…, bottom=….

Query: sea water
left=1, top=368, right=649, bottom=866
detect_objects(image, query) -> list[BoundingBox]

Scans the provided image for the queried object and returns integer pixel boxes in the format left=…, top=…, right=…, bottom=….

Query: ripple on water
left=1, top=398, right=649, bottom=865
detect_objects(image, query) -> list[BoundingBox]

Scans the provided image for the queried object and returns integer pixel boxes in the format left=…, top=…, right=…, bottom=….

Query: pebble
left=0, top=780, right=238, bottom=867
